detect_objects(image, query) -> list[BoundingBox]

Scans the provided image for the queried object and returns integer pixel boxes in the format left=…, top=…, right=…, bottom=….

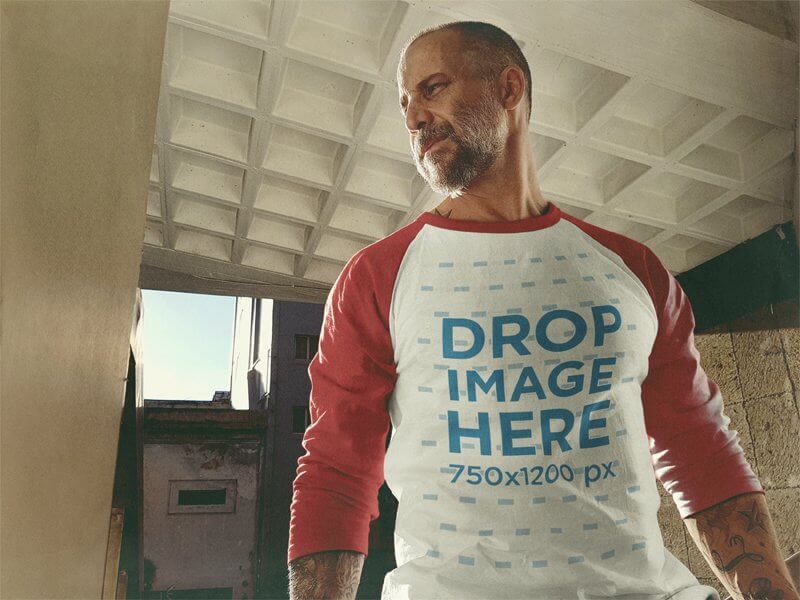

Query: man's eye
left=427, top=83, right=444, bottom=94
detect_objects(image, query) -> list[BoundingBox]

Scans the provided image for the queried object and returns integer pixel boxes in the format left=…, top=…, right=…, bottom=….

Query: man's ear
left=499, top=65, right=526, bottom=114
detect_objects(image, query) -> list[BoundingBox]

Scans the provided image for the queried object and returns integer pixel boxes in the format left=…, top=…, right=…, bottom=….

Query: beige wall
left=656, top=300, right=800, bottom=597
left=0, top=2, right=168, bottom=597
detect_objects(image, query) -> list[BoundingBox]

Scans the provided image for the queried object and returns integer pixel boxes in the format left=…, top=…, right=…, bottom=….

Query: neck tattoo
left=433, top=207, right=453, bottom=219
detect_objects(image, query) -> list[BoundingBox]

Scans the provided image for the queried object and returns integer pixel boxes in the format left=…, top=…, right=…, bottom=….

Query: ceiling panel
left=142, top=0, right=797, bottom=300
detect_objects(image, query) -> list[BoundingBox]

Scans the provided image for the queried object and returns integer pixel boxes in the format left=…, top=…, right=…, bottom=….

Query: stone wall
left=656, top=299, right=800, bottom=597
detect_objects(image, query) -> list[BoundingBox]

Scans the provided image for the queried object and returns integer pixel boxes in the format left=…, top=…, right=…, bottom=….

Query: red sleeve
left=640, top=247, right=764, bottom=518
left=287, top=248, right=396, bottom=563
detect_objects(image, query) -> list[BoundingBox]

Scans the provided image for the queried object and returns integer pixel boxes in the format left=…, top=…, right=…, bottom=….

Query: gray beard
left=415, top=93, right=507, bottom=196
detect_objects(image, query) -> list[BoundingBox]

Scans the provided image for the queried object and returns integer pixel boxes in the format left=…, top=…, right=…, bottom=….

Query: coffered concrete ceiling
left=140, top=0, right=797, bottom=302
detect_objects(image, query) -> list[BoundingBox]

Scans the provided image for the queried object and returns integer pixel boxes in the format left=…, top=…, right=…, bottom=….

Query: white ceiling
left=141, top=0, right=798, bottom=302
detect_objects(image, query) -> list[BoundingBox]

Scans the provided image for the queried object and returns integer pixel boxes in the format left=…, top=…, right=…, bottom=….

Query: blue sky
left=141, top=290, right=236, bottom=401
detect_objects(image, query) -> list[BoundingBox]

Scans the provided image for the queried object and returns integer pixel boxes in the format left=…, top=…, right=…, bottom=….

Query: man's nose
left=405, top=99, right=431, bottom=134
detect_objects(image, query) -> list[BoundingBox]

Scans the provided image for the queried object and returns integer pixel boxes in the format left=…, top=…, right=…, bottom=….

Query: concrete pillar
left=1, top=1, right=168, bottom=596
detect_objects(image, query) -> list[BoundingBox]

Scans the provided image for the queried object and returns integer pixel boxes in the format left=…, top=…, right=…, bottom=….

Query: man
left=287, top=21, right=798, bottom=600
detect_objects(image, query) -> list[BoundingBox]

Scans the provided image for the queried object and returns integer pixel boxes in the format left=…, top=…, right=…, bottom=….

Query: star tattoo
left=738, top=500, right=769, bottom=533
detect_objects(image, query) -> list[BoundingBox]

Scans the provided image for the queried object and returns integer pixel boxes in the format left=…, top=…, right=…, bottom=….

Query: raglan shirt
left=287, top=201, right=764, bottom=600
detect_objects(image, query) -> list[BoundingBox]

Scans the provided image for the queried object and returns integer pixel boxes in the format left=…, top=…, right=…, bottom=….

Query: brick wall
left=656, top=298, right=800, bottom=596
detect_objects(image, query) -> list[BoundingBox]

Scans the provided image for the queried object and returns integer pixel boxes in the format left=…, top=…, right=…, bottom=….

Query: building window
left=178, top=488, right=227, bottom=506
left=294, top=334, right=319, bottom=360
left=292, top=405, right=311, bottom=433
left=167, top=480, right=237, bottom=514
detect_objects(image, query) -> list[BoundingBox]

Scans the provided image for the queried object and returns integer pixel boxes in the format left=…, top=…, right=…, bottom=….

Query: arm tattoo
left=738, top=501, right=769, bottom=534
left=288, top=550, right=364, bottom=600
left=684, top=492, right=799, bottom=600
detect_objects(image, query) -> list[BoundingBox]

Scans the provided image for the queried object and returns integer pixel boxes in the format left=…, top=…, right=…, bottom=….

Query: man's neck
left=428, top=139, right=548, bottom=222
left=429, top=175, right=548, bottom=222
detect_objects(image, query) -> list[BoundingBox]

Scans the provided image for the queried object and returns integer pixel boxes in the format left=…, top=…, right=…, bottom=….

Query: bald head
left=397, top=22, right=532, bottom=124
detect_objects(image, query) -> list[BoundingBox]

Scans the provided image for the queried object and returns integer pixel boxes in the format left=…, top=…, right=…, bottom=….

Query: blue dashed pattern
left=378, top=242, right=663, bottom=584
left=531, top=560, right=548, bottom=568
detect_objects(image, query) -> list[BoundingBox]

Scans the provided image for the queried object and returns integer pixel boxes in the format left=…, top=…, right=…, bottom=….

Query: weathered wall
left=142, top=442, right=261, bottom=596
left=0, top=2, right=168, bottom=597
left=656, top=299, right=800, bottom=597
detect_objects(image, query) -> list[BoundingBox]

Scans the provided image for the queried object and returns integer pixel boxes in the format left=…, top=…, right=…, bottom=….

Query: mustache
left=417, top=127, right=455, bottom=155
